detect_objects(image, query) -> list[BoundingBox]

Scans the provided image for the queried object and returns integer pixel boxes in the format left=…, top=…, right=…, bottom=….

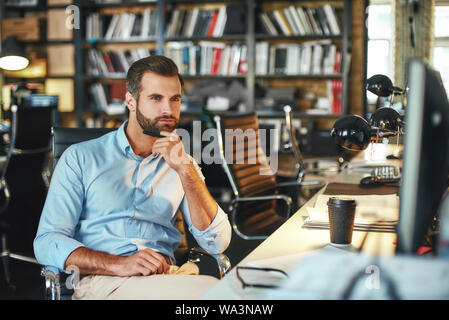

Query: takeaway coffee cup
left=327, top=197, right=356, bottom=245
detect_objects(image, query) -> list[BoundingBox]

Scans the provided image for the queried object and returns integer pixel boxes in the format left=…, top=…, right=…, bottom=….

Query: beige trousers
left=72, top=263, right=218, bottom=300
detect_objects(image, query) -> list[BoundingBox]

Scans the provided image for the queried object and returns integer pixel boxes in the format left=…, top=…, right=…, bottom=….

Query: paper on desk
left=304, top=194, right=399, bottom=229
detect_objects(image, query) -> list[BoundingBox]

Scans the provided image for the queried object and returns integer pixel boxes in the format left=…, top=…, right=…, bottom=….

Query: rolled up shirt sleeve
left=33, top=146, right=85, bottom=271
left=181, top=200, right=232, bottom=254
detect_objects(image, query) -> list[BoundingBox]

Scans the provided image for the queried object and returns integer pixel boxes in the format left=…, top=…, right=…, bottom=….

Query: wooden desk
left=202, top=171, right=398, bottom=300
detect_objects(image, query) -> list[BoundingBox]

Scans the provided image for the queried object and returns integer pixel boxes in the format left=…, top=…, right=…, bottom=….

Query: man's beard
left=136, top=104, right=179, bottom=137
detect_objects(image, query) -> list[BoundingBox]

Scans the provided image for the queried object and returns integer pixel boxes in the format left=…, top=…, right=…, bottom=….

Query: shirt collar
left=116, top=120, right=161, bottom=160
left=116, top=120, right=131, bottom=154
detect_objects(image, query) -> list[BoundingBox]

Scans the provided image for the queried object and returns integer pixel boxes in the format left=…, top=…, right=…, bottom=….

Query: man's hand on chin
left=151, top=131, right=192, bottom=172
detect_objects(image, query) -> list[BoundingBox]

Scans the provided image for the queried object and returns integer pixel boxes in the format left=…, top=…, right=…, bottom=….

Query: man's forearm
left=65, top=247, right=122, bottom=275
left=176, top=162, right=218, bottom=231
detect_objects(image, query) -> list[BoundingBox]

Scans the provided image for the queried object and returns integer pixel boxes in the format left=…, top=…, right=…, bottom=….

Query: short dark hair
left=126, top=55, right=184, bottom=102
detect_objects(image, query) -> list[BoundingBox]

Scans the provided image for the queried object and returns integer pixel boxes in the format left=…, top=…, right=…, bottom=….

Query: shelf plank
left=22, top=40, right=73, bottom=45
left=256, top=73, right=343, bottom=79
left=255, top=34, right=342, bottom=40
left=83, top=74, right=127, bottom=80
left=83, top=74, right=246, bottom=80
left=256, top=110, right=342, bottom=119
left=3, top=75, right=74, bottom=81
left=164, top=0, right=245, bottom=3
left=182, top=74, right=246, bottom=79
left=84, top=37, right=158, bottom=44
left=180, top=109, right=342, bottom=119
left=165, top=35, right=246, bottom=41
left=81, top=1, right=157, bottom=8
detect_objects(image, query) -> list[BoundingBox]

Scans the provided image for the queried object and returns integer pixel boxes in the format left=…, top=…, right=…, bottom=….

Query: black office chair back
left=52, top=127, right=114, bottom=169
left=11, top=106, right=55, bottom=151
left=1, top=106, right=55, bottom=254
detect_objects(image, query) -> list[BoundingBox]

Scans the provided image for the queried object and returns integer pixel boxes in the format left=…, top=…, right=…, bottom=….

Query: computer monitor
left=396, top=58, right=449, bottom=254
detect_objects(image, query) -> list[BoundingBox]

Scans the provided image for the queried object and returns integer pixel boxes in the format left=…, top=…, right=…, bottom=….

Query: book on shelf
left=316, top=7, right=331, bottom=35
left=86, top=48, right=155, bottom=76
left=89, top=82, right=126, bottom=115
left=166, top=5, right=234, bottom=38
left=258, top=4, right=341, bottom=36
left=87, top=0, right=156, bottom=4
left=287, top=5, right=305, bottom=36
left=296, top=7, right=313, bottom=34
left=259, top=13, right=278, bottom=36
left=255, top=41, right=269, bottom=75
left=165, top=41, right=247, bottom=76
left=323, top=4, right=341, bottom=35
left=222, top=4, right=246, bottom=35
left=5, top=0, right=38, bottom=6
left=306, top=8, right=322, bottom=35
left=283, top=7, right=297, bottom=36
left=330, top=79, right=343, bottom=114
left=238, top=45, right=247, bottom=75
left=272, top=9, right=292, bottom=36
left=274, top=45, right=287, bottom=74
left=255, top=40, right=341, bottom=76
left=86, top=9, right=158, bottom=40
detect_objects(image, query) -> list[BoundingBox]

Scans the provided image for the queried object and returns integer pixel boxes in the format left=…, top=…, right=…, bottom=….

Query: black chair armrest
left=231, top=194, right=293, bottom=218
left=188, top=247, right=231, bottom=278
left=229, top=194, right=293, bottom=240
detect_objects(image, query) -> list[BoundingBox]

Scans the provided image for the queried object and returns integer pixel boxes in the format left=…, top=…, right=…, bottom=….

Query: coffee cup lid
left=327, top=197, right=356, bottom=206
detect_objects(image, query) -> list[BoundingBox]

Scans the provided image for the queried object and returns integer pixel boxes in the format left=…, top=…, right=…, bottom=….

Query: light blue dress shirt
left=33, top=122, right=231, bottom=271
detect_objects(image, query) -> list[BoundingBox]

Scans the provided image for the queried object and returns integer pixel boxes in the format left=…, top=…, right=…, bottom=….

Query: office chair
left=214, top=112, right=304, bottom=241
left=41, top=127, right=231, bottom=300
left=282, top=106, right=328, bottom=199
left=0, top=105, right=55, bottom=289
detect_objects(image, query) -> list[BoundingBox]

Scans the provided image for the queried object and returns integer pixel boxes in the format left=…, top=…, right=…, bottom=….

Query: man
left=34, top=55, right=232, bottom=299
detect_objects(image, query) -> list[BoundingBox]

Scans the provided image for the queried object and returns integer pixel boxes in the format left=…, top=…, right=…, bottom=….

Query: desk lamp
left=370, top=106, right=403, bottom=132
left=331, top=74, right=406, bottom=152
left=0, top=35, right=29, bottom=71
left=330, top=115, right=398, bottom=151
left=366, top=74, right=406, bottom=130
left=366, top=74, right=405, bottom=97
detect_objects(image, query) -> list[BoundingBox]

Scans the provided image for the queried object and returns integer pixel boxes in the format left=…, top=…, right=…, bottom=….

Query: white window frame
left=366, top=0, right=394, bottom=103
left=432, top=1, right=449, bottom=96
left=433, top=1, right=449, bottom=60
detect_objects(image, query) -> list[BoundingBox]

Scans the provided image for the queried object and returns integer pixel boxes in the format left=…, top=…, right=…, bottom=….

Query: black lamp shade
left=0, top=35, right=29, bottom=71
left=366, top=74, right=395, bottom=97
left=366, top=74, right=405, bottom=97
left=330, top=115, right=371, bottom=151
left=369, top=107, right=402, bottom=131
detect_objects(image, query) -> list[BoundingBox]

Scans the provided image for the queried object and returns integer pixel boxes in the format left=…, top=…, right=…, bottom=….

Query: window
left=366, top=1, right=394, bottom=104
left=433, top=2, right=449, bottom=96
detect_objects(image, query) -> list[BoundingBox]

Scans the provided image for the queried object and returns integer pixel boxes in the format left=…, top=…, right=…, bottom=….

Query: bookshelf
left=1, top=0, right=359, bottom=127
